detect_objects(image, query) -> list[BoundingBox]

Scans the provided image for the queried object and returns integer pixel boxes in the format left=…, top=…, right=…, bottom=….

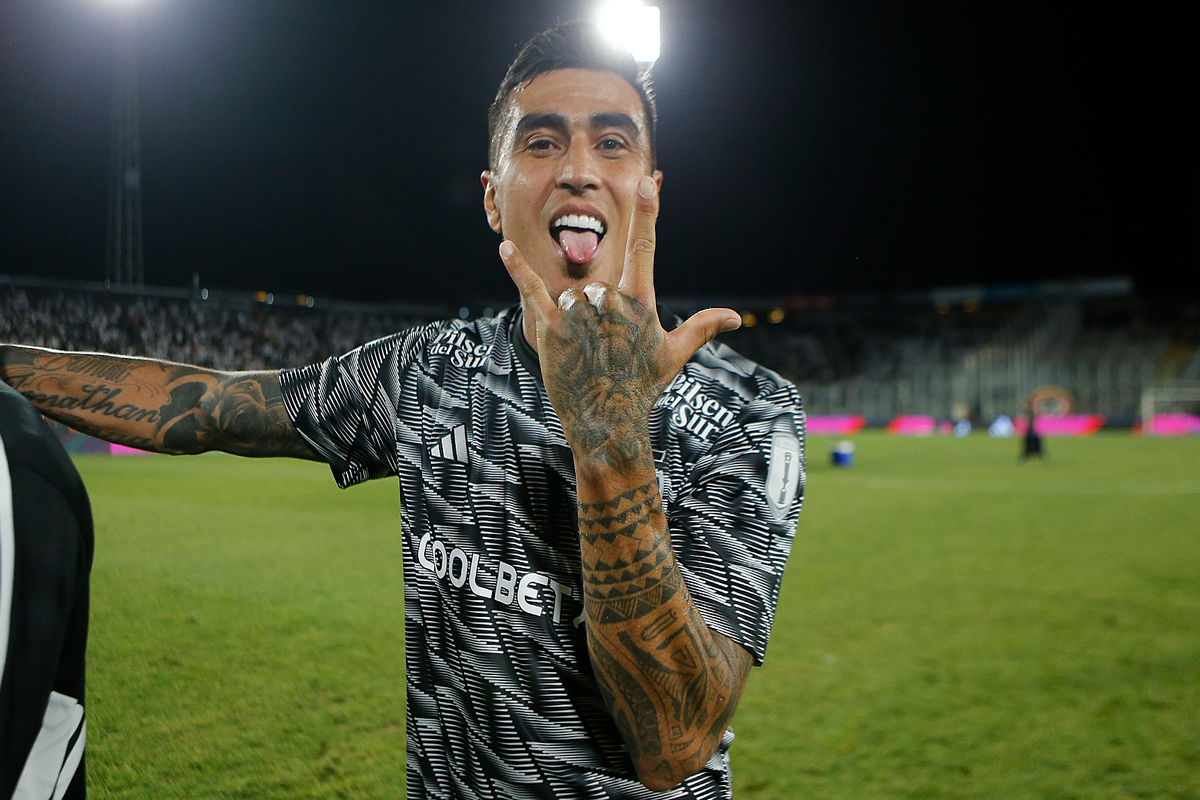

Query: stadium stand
left=3, top=276, right=1196, bottom=427
left=0, top=280, right=445, bottom=371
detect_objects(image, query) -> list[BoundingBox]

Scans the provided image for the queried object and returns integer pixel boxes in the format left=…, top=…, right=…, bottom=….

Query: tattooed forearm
left=196, top=374, right=315, bottom=457
left=578, top=478, right=752, bottom=791
left=0, top=345, right=318, bottom=459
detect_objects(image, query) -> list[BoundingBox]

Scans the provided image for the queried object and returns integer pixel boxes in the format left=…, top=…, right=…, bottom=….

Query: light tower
left=106, top=4, right=144, bottom=287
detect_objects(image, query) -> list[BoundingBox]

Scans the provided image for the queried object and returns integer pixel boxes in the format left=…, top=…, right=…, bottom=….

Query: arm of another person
left=0, top=345, right=319, bottom=459
left=499, top=177, right=751, bottom=791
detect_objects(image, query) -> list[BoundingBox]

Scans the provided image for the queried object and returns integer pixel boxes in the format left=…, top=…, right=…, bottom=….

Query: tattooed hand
left=499, top=177, right=752, bottom=791
left=499, top=175, right=741, bottom=476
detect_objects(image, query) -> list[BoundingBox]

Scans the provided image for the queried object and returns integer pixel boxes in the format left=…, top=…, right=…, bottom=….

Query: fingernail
left=638, top=176, right=655, bottom=198
left=499, top=241, right=514, bottom=259
left=721, top=316, right=742, bottom=332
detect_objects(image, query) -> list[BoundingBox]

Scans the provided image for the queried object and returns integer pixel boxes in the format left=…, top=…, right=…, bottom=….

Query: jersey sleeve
left=279, top=330, right=424, bottom=489
left=668, top=380, right=805, bottom=666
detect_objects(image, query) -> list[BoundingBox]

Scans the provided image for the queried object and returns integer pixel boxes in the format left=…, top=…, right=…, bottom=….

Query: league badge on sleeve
left=766, top=414, right=803, bottom=520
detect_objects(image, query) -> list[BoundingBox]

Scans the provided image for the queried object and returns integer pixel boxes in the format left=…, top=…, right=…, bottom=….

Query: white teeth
left=551, top=214, right=605, bottom=235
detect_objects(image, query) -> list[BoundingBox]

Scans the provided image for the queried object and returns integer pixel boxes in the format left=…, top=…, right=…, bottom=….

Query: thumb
left=666, top=307, right=741, bottom=367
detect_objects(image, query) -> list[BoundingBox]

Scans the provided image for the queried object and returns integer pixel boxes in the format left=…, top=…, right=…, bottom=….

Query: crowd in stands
left=4, top=283, right=1008, bottom=384
left=722, top=303, right=1008, bottom=383
left=3, top=283, right=1195, bottom=407
left=0, top=285, right=440, bottom=371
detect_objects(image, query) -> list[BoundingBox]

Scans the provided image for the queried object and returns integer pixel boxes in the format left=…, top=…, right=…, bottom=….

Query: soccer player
left=1, top=382, right=93, bottom=799
left=0, top=21, right=804, bottom=798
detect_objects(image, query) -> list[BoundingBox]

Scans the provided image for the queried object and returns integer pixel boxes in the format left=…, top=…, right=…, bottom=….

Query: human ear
left=480, top=171, right=503, bottom=235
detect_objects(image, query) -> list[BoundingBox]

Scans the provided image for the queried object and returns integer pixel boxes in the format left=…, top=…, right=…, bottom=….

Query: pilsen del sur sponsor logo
left=654, top=371, right=736, bottom=441
left=429, top=329, right=490, bottom=369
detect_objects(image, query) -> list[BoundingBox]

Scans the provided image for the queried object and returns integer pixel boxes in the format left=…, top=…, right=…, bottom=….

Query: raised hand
left=499, top=175, right=751, bottom=791
left=499, top=174, right=740, bottom=475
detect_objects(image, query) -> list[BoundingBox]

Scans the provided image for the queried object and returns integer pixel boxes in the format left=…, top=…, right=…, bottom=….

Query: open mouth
left=551, top=213, right=606, bottom=265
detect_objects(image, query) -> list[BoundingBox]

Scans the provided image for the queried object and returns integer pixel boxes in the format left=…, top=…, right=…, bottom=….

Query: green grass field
left=75, top=432, right=1200, bottom=799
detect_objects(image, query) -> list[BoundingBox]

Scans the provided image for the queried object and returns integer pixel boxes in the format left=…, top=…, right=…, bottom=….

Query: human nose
left=555, top=143, right=600, bottom=194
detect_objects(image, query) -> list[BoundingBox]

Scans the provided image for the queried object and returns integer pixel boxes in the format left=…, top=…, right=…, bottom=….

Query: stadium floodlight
left=595, top=0, right=660, bottom=65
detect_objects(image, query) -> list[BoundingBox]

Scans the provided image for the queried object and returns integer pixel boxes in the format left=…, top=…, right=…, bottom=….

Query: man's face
left=481, top=68, right=661, bottom=303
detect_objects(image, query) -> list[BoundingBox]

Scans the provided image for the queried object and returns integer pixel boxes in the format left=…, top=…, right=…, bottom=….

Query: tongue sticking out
left=559, top=229, right=600, bottom=264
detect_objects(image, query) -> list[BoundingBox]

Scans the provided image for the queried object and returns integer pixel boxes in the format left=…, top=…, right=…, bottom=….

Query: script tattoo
left=578, top=480, right=752, bottom=788
left=0, top=347, right=313, bottom=458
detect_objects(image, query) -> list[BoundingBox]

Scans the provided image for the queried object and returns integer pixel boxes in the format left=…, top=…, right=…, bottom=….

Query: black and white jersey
left=280, top=307, right=804, bottom=800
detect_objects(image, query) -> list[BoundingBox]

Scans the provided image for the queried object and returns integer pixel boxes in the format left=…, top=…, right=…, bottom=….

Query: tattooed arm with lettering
left=0, top=345, right=319, bottom=459
left=500, top=176, right=751, bottom=791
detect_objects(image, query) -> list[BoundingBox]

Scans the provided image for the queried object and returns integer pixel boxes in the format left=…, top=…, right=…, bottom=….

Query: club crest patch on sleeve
left=766, top=414, right=803, bottom=519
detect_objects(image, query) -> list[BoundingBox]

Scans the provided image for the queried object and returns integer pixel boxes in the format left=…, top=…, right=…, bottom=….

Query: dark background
left=1, top=0, right=1195, bottom=305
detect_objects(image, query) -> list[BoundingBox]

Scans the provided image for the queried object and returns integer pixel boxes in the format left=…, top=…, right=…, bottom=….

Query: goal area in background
left=1141, top=383, right=1200, bottom=436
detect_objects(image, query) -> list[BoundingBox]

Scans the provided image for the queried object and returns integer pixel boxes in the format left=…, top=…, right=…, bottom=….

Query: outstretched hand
left=499, top=175, right=741, bottom=474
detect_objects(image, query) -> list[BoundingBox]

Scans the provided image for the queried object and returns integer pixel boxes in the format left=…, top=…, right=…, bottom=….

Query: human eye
left=596, top=136, right=630, bottom=156
left=524, top=136, right=560, bottom=155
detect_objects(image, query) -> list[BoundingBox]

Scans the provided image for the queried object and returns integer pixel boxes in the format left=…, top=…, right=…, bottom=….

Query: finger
left=558, top=287, right=586, bottom=311
left=617, top=175, right=659, bottom=299
left=582, top=281, right=619, bottom=312
left=499, top=240, right=557, bottom=321
left=665, top=307, right=742, bottom=371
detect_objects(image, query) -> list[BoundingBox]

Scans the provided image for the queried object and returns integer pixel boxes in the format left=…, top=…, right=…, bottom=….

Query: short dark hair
left=487, top=20, right=658, bottom=171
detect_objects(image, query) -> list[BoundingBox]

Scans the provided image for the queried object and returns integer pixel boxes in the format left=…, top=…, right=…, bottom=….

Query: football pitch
left=74, top=432, right=1200, bottom=799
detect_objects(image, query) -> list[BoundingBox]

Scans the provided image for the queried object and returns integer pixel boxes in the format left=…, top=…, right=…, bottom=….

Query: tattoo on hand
left=547, top=298, right=665, bottom=470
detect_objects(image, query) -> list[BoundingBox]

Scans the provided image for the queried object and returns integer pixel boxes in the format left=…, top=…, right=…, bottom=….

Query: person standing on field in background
left=0, top=21, right=804, bottom=798
left=1, top=382, right=92, bottom=799
left=1021, top=408, right=1044, bottom=460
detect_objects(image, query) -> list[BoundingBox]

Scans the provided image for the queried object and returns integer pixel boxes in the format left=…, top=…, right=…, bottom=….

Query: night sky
left=1, top=0, right=1194, bottom=306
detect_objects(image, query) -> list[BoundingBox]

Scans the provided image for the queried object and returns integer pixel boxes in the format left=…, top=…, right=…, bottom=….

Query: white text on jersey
left=655, top=372, right=736, bottom=441
left=417, top=531, right=575, bottom=623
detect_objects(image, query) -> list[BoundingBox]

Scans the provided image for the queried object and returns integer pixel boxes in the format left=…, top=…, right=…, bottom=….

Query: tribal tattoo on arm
left=531, top=281, right=752, bottom=789
left=0, top=345, right=319, bottom=459
left=579, top=478, right=753, bottom=791
left=497, top=176, right=753, bottom=790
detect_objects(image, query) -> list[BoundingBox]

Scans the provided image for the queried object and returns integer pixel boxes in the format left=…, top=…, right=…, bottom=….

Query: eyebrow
left=589, top=112, right=640, bottom=140
left=512, top=111, right=641, bottom=142
left=513, top=112, right=569, bottom=141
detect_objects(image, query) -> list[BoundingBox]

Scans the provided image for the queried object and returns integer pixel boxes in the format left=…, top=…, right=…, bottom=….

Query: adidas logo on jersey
left=429, top=424, right=469, bottom=464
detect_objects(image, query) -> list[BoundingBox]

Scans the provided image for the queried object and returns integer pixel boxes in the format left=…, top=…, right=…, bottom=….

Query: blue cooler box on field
left=831, top=440, right=855, bottom=467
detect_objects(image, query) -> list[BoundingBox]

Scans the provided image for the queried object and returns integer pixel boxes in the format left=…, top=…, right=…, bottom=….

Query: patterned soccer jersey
left=280, top=307, right=804, bottom=800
